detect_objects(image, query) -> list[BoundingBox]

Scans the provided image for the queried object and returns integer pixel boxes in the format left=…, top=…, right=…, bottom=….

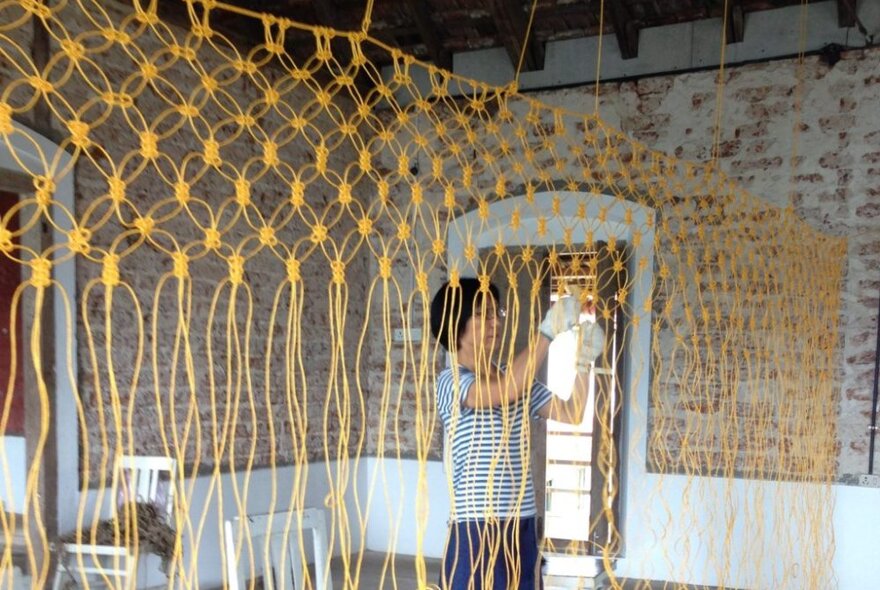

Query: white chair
left=52, top=545, right=135, bottom=590
left=53, top=455, right=176, bottom=590
left=224, top=508, right=333, bottom=590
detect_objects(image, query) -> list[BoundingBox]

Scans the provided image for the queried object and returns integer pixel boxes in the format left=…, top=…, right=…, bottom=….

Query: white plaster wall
left=362, top=457, right=450, bottom=559
left=0, top=435, right=25, bottom=510
left=72, top=460, right=362, bottom=588
left=364, top=461, right=880, bottom=588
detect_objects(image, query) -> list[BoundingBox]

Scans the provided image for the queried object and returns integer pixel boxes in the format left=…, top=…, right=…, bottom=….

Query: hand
left=539, top=288, right=583, bottom=340
left=575, top=320, right=606, bottom=373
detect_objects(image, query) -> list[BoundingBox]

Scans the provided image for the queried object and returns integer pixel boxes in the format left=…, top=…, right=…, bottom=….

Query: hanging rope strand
left=514, top=0, right=541, bottom=88
left=594, top=0, right=605, bottom=114
left=788, top=0, right=810, bottom=208
left=0, top=1, right=847, bottom=589
left=711, top=0, right=732, bottom=166
left=361, top=0, right=376, bottom=34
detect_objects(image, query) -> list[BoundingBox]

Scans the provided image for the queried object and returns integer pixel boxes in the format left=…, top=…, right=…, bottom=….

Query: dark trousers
left=441, top=516, right=542, bottom=590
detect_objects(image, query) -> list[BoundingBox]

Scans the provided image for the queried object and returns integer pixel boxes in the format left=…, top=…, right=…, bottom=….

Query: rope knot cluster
left=258, top=226, right=277, bottom=247
left=29, top=258, right=52, bottom=288
left=101, top=254, right=120, bottom=287
left=68, top=227, right=92, bottom=255
left=286, top=257, right=300, bottom=283
left=228, top=255, right=245, bottom=285
left=330, top=259, right=345, bottom=285
left=34, top=175, right=55, bottom=207
left=172, top=252, right=189, bottom=279
left=0, top=227, right=14, bottom=254
left=378, top=257, right=392, bottom=279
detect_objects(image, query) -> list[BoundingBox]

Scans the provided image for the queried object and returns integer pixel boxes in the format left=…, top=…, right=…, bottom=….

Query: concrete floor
left=328, top=551, right=442, bottom=589
left=5, top=552, right=607, bottom=589
left=329, top=552, right=604, bottom=590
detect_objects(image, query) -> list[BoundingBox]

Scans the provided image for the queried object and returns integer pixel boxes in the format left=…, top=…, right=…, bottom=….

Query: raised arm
left=538, top=315, right=606, bottom=424
left=463, top=295, right=582, bottom=409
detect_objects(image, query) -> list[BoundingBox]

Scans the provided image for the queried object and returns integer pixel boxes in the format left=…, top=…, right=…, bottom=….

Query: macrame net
left=0, top=0, right=846, bottom=589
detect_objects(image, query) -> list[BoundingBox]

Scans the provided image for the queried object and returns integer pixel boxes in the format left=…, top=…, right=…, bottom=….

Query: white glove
left=575, top=320, right=606, bottom=373
left=539, top=292, right=582, bottom=340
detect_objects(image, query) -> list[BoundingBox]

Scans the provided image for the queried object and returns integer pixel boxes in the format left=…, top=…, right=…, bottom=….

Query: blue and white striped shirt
left=436, top=365, right=554, bottom=521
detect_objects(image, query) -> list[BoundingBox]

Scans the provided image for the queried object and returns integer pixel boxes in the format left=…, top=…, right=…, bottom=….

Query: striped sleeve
left=436, top=367, right=476, bottom=423
left=528, top=379, right=554, bottom=419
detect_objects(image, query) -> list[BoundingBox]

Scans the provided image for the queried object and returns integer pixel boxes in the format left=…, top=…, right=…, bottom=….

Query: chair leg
left=52, top=556, right=68, bottom=590
left=51, top=569, right=63, bottom=590
left=127, top=553, right=139, bottom=590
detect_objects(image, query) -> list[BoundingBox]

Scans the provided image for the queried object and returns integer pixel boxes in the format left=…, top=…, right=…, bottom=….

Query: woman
left=430, top=277, right=605, bottom=590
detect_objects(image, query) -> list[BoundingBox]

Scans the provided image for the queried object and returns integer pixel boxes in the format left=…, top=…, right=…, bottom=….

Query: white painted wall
left=363, top=460, right=880, bottom=588
left=71, top=460, right=363, bottom=588
left=362, top=457, right=450, bottom=559
left=0, top=435, right=25, bottom=510
left=832, top=485, right=880, bottom=589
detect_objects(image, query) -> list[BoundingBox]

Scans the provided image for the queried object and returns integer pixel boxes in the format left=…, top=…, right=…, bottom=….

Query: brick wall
left=3, top=2, right=876, bottom=483
left=365, top=48, right=878, bottom=482
left=539, top=48, right=877, bottom=481
left=2, top=1, right=372, bottom=479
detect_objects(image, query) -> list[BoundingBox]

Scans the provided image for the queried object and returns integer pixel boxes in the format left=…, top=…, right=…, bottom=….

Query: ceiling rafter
left=726, top=0, right=745, bottom=44
left=403, top=0, right=452, bottom=69
left=608, top=0, right=639, bottom=60
left=488, top=0, right=545, bottom=72
left=837, top=0, right=857, bottom=28
left=311, top=0, right=338, bottom=27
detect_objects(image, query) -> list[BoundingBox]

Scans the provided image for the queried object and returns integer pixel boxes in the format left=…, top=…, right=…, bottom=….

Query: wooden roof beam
left=608, top=0, right=639, bottom=60
left=312, top=0, right=338, bottom=27
left=725, top=0, right=745, bottom=44
left=489, top=0, right=545, bottom=72
left=403, top=0, right=452, bottom=69
left=837, top=0, right=857, bottom=28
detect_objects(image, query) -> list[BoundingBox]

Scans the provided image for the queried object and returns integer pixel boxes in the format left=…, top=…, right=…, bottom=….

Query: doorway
left=541, top=247, right=626, bottom=559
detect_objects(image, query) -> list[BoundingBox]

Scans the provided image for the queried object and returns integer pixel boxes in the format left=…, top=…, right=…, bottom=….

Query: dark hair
left=429, top=278, right=500, bottom=352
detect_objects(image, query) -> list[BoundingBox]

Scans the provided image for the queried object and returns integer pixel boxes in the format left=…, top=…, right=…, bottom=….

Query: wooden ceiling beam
left=488, top=0, right=545, bottom=72
left=403, top=0, right=452, bottom=69
left=725, top=0, right=745, bottom=44
left=311, top=0, right=339, bottom=27
left=608, top=0, right=639, bottom=60
left=837, top=0, right=857, bottom=28
left=306, top=0, right=380, bottom=93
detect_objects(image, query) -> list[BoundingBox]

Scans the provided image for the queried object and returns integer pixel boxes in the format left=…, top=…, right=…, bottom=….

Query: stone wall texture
left=3, top=1, right=372, bottom=478
left=536, top=47, right=878, bottom=481
left=366, top=47, right=879, bottom=482
left=3, top=1, right=877, bottom=483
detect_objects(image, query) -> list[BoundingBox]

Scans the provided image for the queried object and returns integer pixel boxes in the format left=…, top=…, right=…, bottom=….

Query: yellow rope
left=0, top=0, right=846, bottom=589
left=514, top=0, right=541, bottom=89
left=361, top=0, right=376, bottom=35
left=788, top=0, right=810, bottom=208
left=594, top=0, right=605, bottom=114
left=711, top=0, right=732, bottom=166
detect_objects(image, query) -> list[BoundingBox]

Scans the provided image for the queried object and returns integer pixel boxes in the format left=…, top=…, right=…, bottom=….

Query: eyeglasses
left=473, top=306, right=507, bottom=320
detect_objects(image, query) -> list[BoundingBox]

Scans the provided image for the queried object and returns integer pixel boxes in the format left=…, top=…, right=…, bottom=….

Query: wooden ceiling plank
left=608, top=0, right=639, bottom=60
left=837, top=0, right=857, bottom=28
left=403, top=0, right=453, bottom=69
left=725, top=0, right=745, bottom=44
left=488, top=0, right=545, bottom=72
left=312, top=0, right=338, bottom=26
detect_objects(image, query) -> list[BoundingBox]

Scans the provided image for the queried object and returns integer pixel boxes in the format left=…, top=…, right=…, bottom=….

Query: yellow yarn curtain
left=0, top=0, right=844, bottom=588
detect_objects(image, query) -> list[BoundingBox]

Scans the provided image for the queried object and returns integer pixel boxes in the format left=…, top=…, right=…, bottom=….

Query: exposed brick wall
left=4, top=2, right=876, bottom=484
left=365, top=48, right=878, bottom=482
left=2, top=1, right=372, bottom=479
left=595, top=48, right=877, bottom=481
